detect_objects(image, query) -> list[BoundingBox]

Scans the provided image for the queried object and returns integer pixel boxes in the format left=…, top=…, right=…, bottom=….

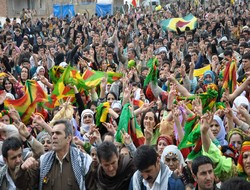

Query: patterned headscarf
left=227, top=128, right=246, bottom=143
left=237, top=140, right=250, bottom=181
left=161, top=145, right=186, bottom=167
left=157, top=135, right=173, bottom=146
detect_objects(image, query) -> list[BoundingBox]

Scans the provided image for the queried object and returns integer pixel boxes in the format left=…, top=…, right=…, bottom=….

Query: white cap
left=111, top=101, right=122, bottom=110
left=59, top=62, right=68, bottom=68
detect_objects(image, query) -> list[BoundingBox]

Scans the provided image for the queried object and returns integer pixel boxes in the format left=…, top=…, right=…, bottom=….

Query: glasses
left=83, top=114, right=93, bottom=119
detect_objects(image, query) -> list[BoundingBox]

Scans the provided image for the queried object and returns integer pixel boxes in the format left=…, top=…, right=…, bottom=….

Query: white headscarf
left=36, top=66, right=45, bottom=74
left=232, top=95, right=250, bottom=115
left=80, top=109, right=94, bottom=133
left=161, top=145, right=186, bottom=167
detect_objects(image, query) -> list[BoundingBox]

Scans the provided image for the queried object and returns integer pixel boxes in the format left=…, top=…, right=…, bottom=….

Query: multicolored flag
left=4, top=80, right=47, bottom=124
left=144, top=57, right=159, bottom=87
left=49, top=66, right=65, bottom=84
left=221, top=59, right=237, bottom=95
left=116, top=103, right=145, bottom=147
left=160, top=13, right=198, bottom=32
left=177, top=84, right=218, bottom=114
left=178, top=114, right=202, bottom=160
left=95, top=102, right=110, bottom=126
left=45, top=66, right=77, bottom=109
left=82, top=69, right=123, bottom=89
left=133, top=100, right=144, bottom=108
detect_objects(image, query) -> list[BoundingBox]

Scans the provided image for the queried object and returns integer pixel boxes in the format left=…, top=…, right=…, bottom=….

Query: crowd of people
left=0, top=0, right=250, bottom=189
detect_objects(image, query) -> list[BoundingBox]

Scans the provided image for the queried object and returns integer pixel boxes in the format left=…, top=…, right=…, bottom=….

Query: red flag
left=132, top=0, right=137, bottom=7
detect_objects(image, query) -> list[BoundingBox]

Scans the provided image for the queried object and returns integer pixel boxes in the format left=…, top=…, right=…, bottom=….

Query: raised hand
left=144, top=126, right=153, bottom=142
left=100, top=76, right=107, bottom=89
left=192, top=97, right=202, bottom=116
left=172, top=105, right=180, bottom=123
left=120, top=129, right=132, bottom=145
left=13, top=122, right=30, bottom=139
left=0, top=90, right=6, bottom=104
left=123, top=86, right=132, bottom=101
left=221, top=88, right=229, bottom=103
left=102, top=122, right=116, bottom=134
left=200, top=112, right=213, bottom=134
left=21, top=157, right=39, bottom=170
left=73, top=136, right=84, bottom=147
left=168, top=84, right=178, bottom=109
left=8, top=104, right=21, bottom=122
left=38, top=75, right=48, bottom=85
left=7, top=72, right=18, bottom=84
left=31, top=113, right=46, bottom=126
left=139, top=101, right=155, bottom=113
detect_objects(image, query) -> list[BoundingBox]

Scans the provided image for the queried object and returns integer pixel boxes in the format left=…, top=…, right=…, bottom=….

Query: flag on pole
left=160, top=14, right=198, bottom=32
left=4, top=80, right=47, bottom=124
left=116, top=103, right=145, bottom=147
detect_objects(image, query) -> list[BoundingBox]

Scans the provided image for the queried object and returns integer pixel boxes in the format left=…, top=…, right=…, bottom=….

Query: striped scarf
left=39, top=146, right=86, bottom=190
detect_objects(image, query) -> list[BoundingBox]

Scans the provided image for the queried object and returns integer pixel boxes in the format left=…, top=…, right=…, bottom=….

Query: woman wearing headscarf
left=156, top=135, right=173, bottom=157
left=36, top=131, right=52, bottom=152
left=203, top=70, right=216, bottom=85
left=227, top=128, right=246, bottom=152
left=237, top=138, right=250, bottom=181
left=32, top=65, right=49, bottom=93
left=160, top=145, right=186, bottom=172
left=211, top=115, right=228, bottom=146
left=230, top=96, right=250, bottom=133
left=80, top=109, right=95, bottom=135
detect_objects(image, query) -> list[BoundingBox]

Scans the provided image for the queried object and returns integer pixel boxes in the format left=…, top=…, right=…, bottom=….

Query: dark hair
left=102, top=132, right=115, bottom=142
left=240, top=42, right=248, bottom=48
left=97, top=141, right=118, bottom=162
left=53, top=119, right=73, bottom=137
left=192, top=49, right=199, bottom=56
left=242, top=52, right=250, bottom=60
left=192, top=155, right=213, bottom=176
left=133, top=145, right=157, bottom=171
left=2, top=136, right=22, bottom=158
left=20, top=66, right=30, bottom=84
left=224, top=49, right=233, bottom=57
left=3, top=77, right=16, bottom=98
left=140, top=109, right=158, bottom=132
left=106, top=91, right=117, bottom=101
left=221, top=177, right=250, bottom=190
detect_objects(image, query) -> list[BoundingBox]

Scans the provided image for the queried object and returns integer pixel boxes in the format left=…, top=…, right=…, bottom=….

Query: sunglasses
left=83, top=114, right=93, bottom=119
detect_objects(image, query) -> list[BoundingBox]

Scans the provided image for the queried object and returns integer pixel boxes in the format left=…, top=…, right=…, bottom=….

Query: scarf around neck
left=96, top=155, right=135, bottom=190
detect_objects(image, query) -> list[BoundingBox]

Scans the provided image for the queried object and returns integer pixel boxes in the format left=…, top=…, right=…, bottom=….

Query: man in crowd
left=192, top=156, right=218, bottom=190
left=14, top=119, right=92, bottom=190
left=86, top=141, right=135, bottom=189
left=129, top=145, right=184, bottom=189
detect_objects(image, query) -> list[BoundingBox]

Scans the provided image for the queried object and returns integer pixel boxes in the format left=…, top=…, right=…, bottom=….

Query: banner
left=96, top=4, right=112, bottom=16
left=53, top=4, right=75, bottom=19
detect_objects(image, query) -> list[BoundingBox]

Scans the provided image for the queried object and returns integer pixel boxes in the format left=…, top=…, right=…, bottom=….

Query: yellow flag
left=193, top=65, right=211, bottom=77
